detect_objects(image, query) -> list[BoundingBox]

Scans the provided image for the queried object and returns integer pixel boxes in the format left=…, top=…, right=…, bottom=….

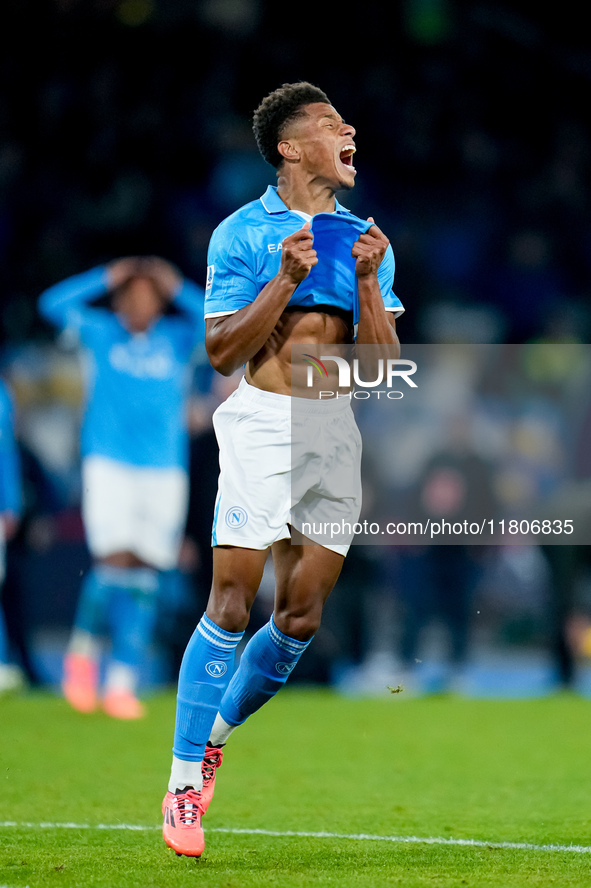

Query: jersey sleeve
left=379, top=245, right=404, bottom=317
left=204, top=225, right=260, bottom=318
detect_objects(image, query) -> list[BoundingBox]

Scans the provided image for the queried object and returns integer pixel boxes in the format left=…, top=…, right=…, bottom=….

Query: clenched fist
left=279, top=221, right=318, bottom=286
left=352, top=218, right=389, bottom=278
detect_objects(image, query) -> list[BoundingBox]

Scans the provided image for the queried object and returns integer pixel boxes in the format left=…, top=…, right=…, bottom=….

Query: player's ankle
left=208, top=713, right=236, bottom=747
left=168, top=755, right=204, bottom=794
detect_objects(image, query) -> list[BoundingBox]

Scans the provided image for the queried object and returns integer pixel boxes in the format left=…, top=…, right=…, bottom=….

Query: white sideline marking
left=1, top=821, right=590, bottom=854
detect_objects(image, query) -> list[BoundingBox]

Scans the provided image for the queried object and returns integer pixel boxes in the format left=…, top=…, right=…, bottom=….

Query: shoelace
left=202, top=747, right=223, bottom=785
left=174, top=789, right=204, bottom=825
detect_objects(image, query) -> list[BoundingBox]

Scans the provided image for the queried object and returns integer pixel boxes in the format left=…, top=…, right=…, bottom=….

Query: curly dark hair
left=253, top=82, right=332, bottom=168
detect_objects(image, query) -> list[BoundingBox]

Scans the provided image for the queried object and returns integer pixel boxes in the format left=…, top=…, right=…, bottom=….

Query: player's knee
left=206, top=587, right=253, bottom=633
left=275, top=606, right=323, bottom=642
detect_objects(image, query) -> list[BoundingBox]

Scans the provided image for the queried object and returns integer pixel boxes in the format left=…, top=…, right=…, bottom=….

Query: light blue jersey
left=205, top=185, right=404, bottom=324
left=39, top=266, right=205, bottom=469
left=0, top=380, right=22, bottom=518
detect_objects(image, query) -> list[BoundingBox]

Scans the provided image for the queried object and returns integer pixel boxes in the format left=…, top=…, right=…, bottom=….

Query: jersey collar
left=259, top=185, right=350, bottom=217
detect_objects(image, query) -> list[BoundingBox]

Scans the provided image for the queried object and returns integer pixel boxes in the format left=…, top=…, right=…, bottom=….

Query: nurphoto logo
left=304, top=354, right=418, bottom=399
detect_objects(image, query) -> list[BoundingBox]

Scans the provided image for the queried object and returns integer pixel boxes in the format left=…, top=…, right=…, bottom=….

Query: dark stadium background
left=1, top=0, right=590, bottom=696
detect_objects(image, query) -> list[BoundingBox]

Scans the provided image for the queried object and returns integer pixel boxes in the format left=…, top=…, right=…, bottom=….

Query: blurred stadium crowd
left=1, top=0, right=591, bottom=700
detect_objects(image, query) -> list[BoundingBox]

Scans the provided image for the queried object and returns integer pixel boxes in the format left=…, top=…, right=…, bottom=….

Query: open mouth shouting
left=339, top=143, right=357, bottom=172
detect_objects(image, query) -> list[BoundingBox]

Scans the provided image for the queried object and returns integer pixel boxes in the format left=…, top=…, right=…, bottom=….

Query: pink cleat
left=201, top=744, right=224, bottom=812
left=102, top=689, right=145, bottom=720
left=62, top=653, right=99, bottom=714
left=162, top=789, right=205, bottom=857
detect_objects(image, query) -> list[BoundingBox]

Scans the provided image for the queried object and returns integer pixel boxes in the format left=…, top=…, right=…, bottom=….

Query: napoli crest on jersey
left=225, top=506, right=248, bottom=529
left=276, top=662, right=296, bottom=675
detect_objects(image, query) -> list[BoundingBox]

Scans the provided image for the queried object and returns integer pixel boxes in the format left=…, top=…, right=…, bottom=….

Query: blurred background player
left=0, top=376, right=23, bottom=694
left=38, top=256, right=205, bottom=718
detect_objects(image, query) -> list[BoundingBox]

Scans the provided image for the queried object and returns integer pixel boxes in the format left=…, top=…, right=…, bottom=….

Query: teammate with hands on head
left=39, top=255, right=205, bottom=720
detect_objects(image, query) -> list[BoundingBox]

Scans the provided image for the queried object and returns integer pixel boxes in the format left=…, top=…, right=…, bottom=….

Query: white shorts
left=81, top=456, right=189, bottom=570
left=211, top=377, right=362, bottom=556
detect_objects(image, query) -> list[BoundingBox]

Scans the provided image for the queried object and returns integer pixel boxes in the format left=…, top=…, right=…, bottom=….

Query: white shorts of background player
left=81, top=455, right=189, bottom=570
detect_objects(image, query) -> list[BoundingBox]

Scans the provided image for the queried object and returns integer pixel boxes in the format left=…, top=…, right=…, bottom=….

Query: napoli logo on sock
left=205, top=661, right=228, bottom=677
left=276, top=662, right=296, bottom=675
left=225, top=506, right=248, bottom=529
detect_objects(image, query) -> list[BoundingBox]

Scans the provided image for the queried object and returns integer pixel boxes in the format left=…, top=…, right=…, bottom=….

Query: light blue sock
left=173, top=613, right=244, bottom=762
left=72, top=564, right=113, bottom=637
left=105, top=565, right=160, bottom=669
left=219, top=614, right=312, bottom=727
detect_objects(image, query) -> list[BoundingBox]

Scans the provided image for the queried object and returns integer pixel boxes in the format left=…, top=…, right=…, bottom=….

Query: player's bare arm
left=205, top=222, right=318, bottom=377
left=354, top=220, right=401, bottom=353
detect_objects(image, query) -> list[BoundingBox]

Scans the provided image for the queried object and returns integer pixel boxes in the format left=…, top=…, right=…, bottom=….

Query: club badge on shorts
left=225, top=507, right=248, bottom=529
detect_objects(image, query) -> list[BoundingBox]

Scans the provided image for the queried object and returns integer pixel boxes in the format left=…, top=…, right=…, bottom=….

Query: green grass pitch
left=1, top=687, right=591, bottom=887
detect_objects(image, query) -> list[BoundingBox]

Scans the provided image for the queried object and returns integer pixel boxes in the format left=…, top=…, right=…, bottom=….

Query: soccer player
left=39, top=256, right=205, bottom=719
left=162, top=82, right=404, bottom=856
left=0, top=377, right=23, bottom=693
